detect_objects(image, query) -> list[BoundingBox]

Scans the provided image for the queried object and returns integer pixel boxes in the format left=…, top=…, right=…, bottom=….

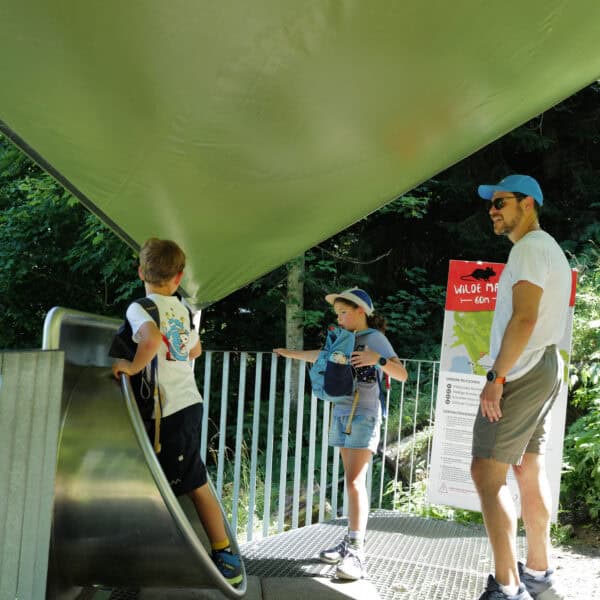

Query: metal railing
left=196, top=351, right=439, bottom=542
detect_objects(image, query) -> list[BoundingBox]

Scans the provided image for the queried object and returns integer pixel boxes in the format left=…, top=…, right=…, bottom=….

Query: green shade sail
left=1, top=2, right=599, bottom=306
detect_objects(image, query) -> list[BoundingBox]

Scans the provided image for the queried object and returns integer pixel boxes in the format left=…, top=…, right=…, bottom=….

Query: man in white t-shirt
left=471, top=175, right=570, bottom=600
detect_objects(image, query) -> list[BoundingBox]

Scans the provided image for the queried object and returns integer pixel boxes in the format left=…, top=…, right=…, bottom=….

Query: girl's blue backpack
left=309, top=326, right=375, bottom=403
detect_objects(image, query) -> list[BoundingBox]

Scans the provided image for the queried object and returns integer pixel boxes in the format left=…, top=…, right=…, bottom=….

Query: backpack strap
left=135, top=297, right=160, bottom=327
left=355, top=328, right=389, bottom=418
left=342, top=329, right=375, bottom=435
left=134, top=298, right=163, bottom=453
left=344, top=389, right=361, bottom=435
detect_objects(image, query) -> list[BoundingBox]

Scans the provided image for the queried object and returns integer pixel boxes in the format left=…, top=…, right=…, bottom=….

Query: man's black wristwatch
left=377, top=355, right=387, bottom=368
left=486, top=369, right=506, bottom=384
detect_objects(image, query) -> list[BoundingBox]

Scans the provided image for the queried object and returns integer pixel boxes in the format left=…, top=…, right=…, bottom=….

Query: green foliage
left=66, top=212, right=141, bottom=306
left=0, top=133, right=140, bottom=348
left=570, top=239, right=600, bottom=368
left=379, top=268, right=446, bottom=359
left=569, top=363, right=600, bottom=411
left=384, top=361, right=437, bottom=442
left=561, top=398, right=600, bottom=522
left=385, top=478, right=484, bottom=525
left=560, top=236, right=600, bottom=525
left=378, top=194, right=430, bottom=219
left=209, top=441, right=267, bottom=540
left=301, top=309, right=327, bottom=331
left=549, top=522, right=576, bottom=546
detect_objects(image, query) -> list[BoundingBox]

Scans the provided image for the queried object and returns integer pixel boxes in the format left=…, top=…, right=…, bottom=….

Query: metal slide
left=43, top=307, right=245, bottom=599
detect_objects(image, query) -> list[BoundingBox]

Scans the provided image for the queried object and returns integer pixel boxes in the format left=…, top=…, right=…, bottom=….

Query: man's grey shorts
left=472, top=345, right=563, bottom=465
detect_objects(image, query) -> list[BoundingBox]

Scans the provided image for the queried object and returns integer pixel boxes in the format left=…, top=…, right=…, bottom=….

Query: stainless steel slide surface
left=43, top=307, right=245, bottom=598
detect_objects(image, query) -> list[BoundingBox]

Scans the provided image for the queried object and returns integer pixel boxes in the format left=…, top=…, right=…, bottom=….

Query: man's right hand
left=479, top=381, right=504, bottom=422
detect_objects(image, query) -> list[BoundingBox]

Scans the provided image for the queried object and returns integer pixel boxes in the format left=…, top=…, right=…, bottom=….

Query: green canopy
left=1, top=2, right=599, bottom=306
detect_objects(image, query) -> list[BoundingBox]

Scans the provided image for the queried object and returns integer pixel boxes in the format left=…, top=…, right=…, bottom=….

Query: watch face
left=379, top=356, right=387, bottom=366
left=486, top=370, right=496, bottom=382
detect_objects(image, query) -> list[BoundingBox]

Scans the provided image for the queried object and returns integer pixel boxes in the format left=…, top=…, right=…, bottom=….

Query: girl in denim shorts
left=274, top=287, right=408, bottom=580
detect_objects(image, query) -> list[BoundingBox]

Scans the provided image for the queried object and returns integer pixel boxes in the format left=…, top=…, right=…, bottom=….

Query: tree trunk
left=286, top=255, right=305, bottom=405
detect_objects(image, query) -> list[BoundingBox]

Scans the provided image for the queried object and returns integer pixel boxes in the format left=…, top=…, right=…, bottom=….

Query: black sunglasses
left=490, top=195, right=517, bottom=210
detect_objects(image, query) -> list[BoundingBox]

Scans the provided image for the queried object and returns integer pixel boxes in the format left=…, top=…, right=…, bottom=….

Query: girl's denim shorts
left=328, top=414, right=380, bottom=452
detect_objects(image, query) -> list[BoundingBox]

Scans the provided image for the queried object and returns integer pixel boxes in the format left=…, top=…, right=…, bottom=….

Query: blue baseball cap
left=325, top=287, right=374, bottom=316
left=478, top=174, right=543, bottom=206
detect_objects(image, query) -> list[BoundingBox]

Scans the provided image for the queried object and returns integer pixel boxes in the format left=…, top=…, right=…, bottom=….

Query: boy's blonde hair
left=139, top=238, right=186, bottom=284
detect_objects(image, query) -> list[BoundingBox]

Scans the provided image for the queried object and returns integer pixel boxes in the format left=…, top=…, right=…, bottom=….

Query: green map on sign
left=451, top=311, right=494, bottom=376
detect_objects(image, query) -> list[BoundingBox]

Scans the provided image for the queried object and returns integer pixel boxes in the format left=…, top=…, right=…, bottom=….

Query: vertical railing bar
left=231, top=353, right=247, bottom=534
left=200, top=351, right=212, bottom=464
left=216, top=352, right=230, bottom=499
left=318, top=401, right=330, bottom=523
left=331, top=446, right=340, bottom=517
left=277, top=359, right=292, bottom=533
left=366, top=456, right=373, bottom=509
left=425, top=362, right=437, bottom=492
left=378, top=379, right=392, bottom=508
left=393, top=360, right=407, bottom=508
left=407, top=361, right=422, bottom=510
left=291, top=362, right=306, bottom=530
left=305, top=392, right=318, bottom=526
left=247, top=353, right=263, bottom=542
left=262, top=354, right=278, bottom=537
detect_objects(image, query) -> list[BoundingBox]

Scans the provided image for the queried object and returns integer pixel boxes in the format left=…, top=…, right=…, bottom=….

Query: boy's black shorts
left=148, top=402, right=207, bottom=496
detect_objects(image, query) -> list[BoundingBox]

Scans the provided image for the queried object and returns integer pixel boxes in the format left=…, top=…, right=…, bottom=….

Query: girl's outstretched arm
left=273, top=348, right=320, bottom=363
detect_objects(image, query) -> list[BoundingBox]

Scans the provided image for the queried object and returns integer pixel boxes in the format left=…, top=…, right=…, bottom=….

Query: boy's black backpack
left=109, top=294, right=196, bottom=422
left=109, top=297, right=161, bottom=421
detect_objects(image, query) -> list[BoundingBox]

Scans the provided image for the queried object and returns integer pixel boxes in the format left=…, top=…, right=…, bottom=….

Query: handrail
left=195, top=350, right=440, bottom=541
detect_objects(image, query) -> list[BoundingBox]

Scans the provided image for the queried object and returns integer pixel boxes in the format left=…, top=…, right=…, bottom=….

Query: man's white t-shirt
left=127, top=294, right=202, bottom=417
left=490, top=230, right=571, bottom=382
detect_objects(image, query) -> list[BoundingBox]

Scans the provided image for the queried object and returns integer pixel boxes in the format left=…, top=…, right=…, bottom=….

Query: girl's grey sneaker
left=518, top=561, right=565, bottom=600
left=478, top=575, right=533, bottom=599
left=319, top=535, right=350, bottom=564
left=335, top=545, right=366, bottom=581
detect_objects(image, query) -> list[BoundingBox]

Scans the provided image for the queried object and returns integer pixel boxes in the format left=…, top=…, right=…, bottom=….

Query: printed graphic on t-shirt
left=354, top=343, right=378, bottom=383
left=161, top=308, right=191, bottom=361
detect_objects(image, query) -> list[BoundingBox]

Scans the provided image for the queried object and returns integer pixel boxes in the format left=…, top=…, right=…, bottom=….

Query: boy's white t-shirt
left=126, top=293, right=202, bottom=417
left=490, top=230, right=571, bottom=381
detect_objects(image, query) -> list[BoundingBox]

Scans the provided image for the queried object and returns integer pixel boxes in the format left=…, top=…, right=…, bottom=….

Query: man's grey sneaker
left=478, top=574, right=533, bottom=600
left=319, top=535, right=350, bottom=564
left=211, top=549, right=243, bottom=586
left=518, top=561, right=565, bottom=600
left=335, top=545, right=367, bottom=581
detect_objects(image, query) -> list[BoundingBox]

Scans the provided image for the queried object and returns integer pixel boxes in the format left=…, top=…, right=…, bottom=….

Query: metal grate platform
left=83, top=511, right=529, bottom=599
left=242, top=510, right=527, bottom=600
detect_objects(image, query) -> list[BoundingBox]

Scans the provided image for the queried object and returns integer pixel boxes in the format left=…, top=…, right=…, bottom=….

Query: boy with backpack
left=111, top=238, right=242, bottom=586
left=274, top=287, right=408, bottom=580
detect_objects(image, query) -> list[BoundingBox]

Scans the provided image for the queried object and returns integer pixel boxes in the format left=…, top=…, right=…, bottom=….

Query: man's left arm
left=480, top=280, right=543, bottom=421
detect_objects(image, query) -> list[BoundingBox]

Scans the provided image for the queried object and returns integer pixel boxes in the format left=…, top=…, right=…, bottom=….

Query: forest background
left=1, top=83, right=598, bottom=532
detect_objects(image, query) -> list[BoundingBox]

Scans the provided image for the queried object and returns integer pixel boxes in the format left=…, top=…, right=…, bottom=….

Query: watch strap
left=487, top=369, right=506, bottom=384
